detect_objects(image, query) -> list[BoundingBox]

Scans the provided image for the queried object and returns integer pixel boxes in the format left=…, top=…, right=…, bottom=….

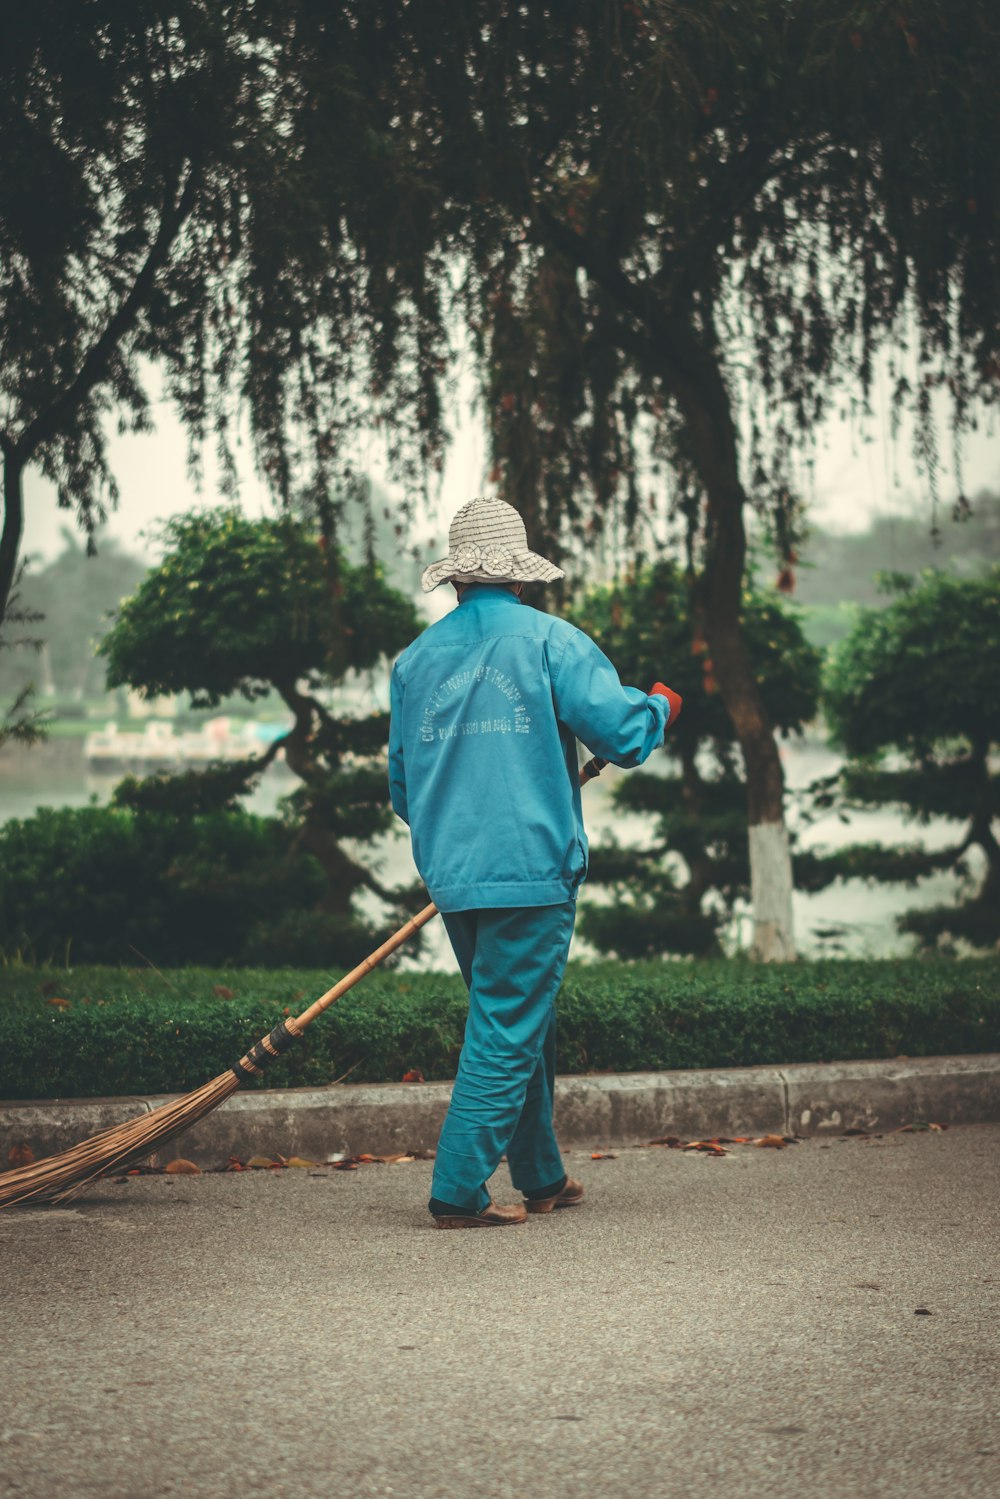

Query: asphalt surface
left=2, top=1125, right=998, bottom=1499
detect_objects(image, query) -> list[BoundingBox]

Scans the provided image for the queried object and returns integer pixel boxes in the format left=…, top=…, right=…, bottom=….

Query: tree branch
left=662, top=132, right=829, bottom=301
left=13, top=161, right=202, bottom=462
left=530, top=198, right=707, bottom=392
left=0, top=453, right=25, bottom=628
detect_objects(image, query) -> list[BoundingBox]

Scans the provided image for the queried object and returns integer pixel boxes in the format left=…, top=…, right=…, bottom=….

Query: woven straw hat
left=421, top=497, right=565, bottom=592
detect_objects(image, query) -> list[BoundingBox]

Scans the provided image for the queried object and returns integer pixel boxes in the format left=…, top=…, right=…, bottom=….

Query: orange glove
left=650, top=682, right=683, bottom=726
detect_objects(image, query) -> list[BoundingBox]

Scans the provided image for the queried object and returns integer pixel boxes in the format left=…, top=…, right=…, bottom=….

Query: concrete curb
left=3, top=1053, right=998, bottom=1168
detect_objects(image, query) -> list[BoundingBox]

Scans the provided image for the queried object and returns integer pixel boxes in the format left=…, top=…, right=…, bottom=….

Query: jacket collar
left=457, top=585, right=522, bottom=608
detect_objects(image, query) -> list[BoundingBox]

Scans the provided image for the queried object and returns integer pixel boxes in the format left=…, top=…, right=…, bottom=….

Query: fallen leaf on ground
left=649, top=1136, right=684, bottom=1148
left=285, top=1156, right=320, bottom=1168
left=165, top=1158, right=201, bottom=1174
left=896, top=1122, right=947, bottom=1132
left=684, top=1141, right=728, bottom=1155
left=401, top=1068, right=425, bottom=1083
left=408, top=1148, right=435, bottom=1160
left=7, top=1142, right=34, bottom=1168
left=46, top=996, right=71, bottom=1009
left=223, top=1157, right=246, bottom=1171
left=212, top=985, right=235, bottom=1000
left=591, top=1151, right=618, bottom=1160
left=245, top=1154, right=282, bottom=1169
left=753, top=1135, right=791, bottom=1149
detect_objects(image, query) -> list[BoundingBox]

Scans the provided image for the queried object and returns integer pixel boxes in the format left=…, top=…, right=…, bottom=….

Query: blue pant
left=430, top=901, right=576, bottom=1212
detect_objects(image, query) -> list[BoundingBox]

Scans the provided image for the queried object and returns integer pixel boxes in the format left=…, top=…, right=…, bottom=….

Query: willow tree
left=0, top=1, right=450, bottom=628
left=4, top=4, right=999, bottom=959
left=273, top=0, right=999, bottom=957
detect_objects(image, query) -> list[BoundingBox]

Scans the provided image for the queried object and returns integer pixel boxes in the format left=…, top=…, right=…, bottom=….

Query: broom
left=0, top=754, right=617, bottom=1210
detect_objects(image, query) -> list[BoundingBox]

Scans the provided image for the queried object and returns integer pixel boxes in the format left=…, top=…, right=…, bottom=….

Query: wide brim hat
left=421, top=496, right=565, bottom=592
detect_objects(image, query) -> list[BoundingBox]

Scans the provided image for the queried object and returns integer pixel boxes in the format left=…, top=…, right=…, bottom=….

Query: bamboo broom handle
left=291, top=756, right=610, bottom=1034
left=292, top=901, right=440, bottom=1032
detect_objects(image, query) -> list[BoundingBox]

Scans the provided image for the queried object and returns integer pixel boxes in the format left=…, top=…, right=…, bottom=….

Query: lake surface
left=0, top=735, right=980, bottom=967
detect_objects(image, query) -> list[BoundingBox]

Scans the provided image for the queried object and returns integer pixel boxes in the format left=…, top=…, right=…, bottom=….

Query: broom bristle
left=0, top=1070, right=241, bottom=1208
left=0, top=903, right=444, bottom=1210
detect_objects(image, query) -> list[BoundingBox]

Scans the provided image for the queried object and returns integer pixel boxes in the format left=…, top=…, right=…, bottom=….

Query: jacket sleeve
left=551, top=628, right=670, bottom=767
left=387, top=662, right=409, bottom=825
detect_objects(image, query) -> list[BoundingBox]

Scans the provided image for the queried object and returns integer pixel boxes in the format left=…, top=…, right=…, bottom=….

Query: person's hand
left=650, top=682, right=683, bottom=725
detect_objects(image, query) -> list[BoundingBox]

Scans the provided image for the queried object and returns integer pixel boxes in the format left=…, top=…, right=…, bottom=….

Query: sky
left=21, top=350, right=1000, bottom=588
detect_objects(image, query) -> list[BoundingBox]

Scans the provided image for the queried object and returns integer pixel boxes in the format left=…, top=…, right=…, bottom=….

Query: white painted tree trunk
left=748, top=821, right=796, bottom=961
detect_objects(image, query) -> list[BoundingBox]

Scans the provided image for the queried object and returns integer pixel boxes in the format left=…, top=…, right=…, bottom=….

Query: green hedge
left=0, top=803, right=427, bottom=973
left=1, top=959, right=998, bottom=1100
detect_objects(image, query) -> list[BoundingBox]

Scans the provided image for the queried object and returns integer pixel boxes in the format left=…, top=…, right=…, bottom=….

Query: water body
left=0, top=735, right=978, bottom=967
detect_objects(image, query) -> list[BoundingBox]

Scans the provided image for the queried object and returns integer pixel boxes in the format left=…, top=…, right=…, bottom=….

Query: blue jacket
left=388, top=585, right=670, bottom=912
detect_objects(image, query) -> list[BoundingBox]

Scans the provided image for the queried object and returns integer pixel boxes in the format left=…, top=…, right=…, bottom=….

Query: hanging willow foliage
left=3, top=1, right=997, bottom=603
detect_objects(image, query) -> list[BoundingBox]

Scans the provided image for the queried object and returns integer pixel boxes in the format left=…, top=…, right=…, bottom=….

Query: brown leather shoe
left=433, top=1200, right=529, bottom=1229
left=524, top=1177, right=585, bottom=1214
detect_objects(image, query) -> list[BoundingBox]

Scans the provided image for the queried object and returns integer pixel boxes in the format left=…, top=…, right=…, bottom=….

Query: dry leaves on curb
left=104, top=1147, right=436, bottom=1184
left=590, top=1152, right=618, bottom=1160
left=649, top=1134, right=802, bottom=1157
left=837, top=1122, right=949, bottom=1140
left=218, top=1149, right=436, bottom=1173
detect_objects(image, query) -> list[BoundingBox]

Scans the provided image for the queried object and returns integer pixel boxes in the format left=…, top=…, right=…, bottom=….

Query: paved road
left=2, top=1125, right=998, bottom=1499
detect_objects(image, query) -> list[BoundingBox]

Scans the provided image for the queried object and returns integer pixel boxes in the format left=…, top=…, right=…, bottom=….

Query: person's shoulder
left=519, top=602, right=581, bottom=647
left=520, top=605, right=594, bottom=665
left=394, top=609, right=458, bottom=673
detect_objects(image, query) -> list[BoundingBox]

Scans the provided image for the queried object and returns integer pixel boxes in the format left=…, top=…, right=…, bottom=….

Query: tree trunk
left=276, top=678, right=367, bottom=917
left=679, top=359, right=796, bottom=962
left=524, top=215, right=797, bottom=957
left=0, top=452, right=25, bottom=629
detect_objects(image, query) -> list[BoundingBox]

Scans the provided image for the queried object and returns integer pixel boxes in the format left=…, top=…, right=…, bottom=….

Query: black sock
left=523, top=1174, right=567, bottom=1201
left=428, top=1195, right=484, bottom=1217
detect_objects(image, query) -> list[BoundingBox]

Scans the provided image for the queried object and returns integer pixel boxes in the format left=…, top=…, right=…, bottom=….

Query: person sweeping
left=388, top=496, right=682, bottom=1229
